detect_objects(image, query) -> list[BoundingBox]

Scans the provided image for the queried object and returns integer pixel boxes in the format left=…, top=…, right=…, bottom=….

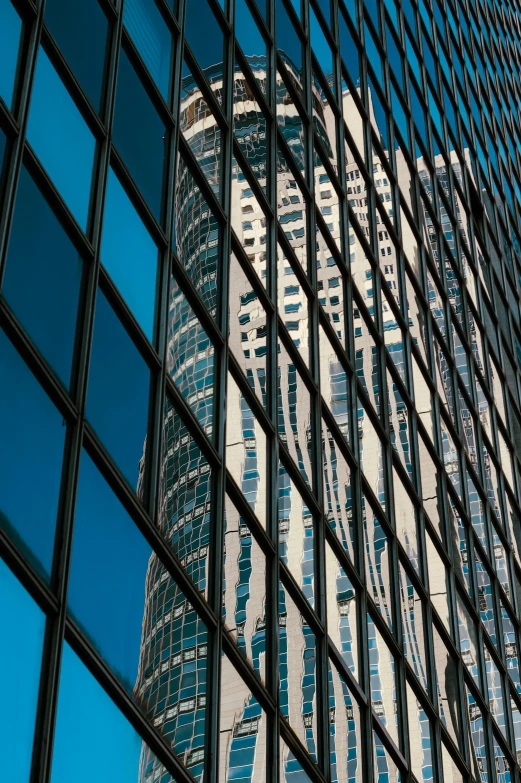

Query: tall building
left=2, top=2, right=521, bottom=783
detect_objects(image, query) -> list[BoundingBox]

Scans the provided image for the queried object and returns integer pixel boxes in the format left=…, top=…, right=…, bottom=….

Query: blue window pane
left=44, top=0, right=108, bottom=111
left=0, top=558, right=45, bottom=782
left=3, top=166, right=82, bottom=387
left=51, top=644, right=147, bottom=783
left=0, top=330, right=65, bottom=578
left=184, top=0, right=224, bottom=74
left=0, top=0, right=22, bottom=108
left=101, top=168, right=158, bottom=340
left=113, top=49, right=166, bottom=219
left=68, top=452, right=151, bottom=689
left=124, top=0, right=172, bottom=100
left=27, top=48, right=96, bottom=230
left=87, top=290, right=150, bottom=489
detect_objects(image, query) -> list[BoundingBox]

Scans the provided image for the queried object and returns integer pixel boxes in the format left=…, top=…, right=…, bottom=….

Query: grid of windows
left=2, top=0, right=521, bottom=782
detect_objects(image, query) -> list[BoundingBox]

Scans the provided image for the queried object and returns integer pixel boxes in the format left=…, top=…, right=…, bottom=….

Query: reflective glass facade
left=2, top=0, right=521, bottom=782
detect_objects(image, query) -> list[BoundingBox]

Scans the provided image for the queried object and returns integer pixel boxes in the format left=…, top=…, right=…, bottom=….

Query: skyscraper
left=1, top=1, right=521, bottom=783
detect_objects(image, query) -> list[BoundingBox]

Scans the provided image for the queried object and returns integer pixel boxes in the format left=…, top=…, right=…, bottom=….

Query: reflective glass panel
left=0, top=557, right=45, bottom=782
left=3, top=166, right=82, bottom=387
left=0, top=329, right=66, bottom=578
left=123, top=0, right=172, bottom=99
left=27, top=48, right=95, bottom=229
left=223, top=495, right=266, bottom=678
left=87, top=290, right=150, bottom=490
left=113, top=49, right=166, bottom=219
left=219, top=653, right=267, bottom=781
left=101, top=167, right=158, bottom=340
left=0, top=0, right=21, bottom=108
left=44, top=0, right=108, bottom=110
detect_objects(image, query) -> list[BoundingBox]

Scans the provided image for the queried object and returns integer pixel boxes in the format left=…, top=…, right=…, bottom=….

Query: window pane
left=279, top=584, right=317, bottom=758
left=226, top=373, right=267, bottom=527
left=51, top=643, right=172, bottom=783
left=160, top=400, right=212, bottom=594
left=68, top=451, right=152, bottom=688
left=0, top=329, right=66, bottom=578
left=0, top=0, right=22, bottom=108
left=69, top=450, right=209, bottom=778
left=102, top=167, right=158, bottom=340
left=184, top=0, right=223, bottom=77
left=220, top=653, right=267, bottom=780
left=223, top=495, right=266, bottom=678
left=27, top=48, right=95, bottom=229
left=168, top=277, right=214, bottom=432
left=3, top=166, right=82, bottom=386
left=0, top=557, right=45, bottom=782
left=124, top=0, right=172, bottom=100
left=113, top=49, right=166, bottom=219
left=87, top=290, right=150, bottom=490
left=44, top=0, right=108, bottom=111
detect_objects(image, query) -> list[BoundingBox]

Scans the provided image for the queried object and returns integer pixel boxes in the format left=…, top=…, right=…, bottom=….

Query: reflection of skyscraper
left=7, top=2, right=521, bottom=783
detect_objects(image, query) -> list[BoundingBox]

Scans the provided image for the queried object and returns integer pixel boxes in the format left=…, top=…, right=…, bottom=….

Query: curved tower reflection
left=132, top=46, right=433, bottom=783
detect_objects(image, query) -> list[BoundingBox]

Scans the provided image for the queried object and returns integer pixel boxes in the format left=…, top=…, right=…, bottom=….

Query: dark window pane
left=0, top=0, right=22, bottom=108
left=3, top=166, right=82, bottom=386
left=184, top=0, right=223, bottom=74
left=0, top=557, right=45, bottom=780
left=113, top=49, right=166, bottom=219
left=68, top=451, right=209, bottom=775
left=87, top=290, right=150, bottom=489
left=123, top=0, right=172, bottom=100
left=51, top=643, right=167, bottom=783
left=27, top=48, right=96, bottom=229
left=44, top=0, right=108, bottom=111
left=0, top=330, right=66, bottom=578
left=101, top=167, right=158, bottom=340
left=68, top=452, right=153, bottom=689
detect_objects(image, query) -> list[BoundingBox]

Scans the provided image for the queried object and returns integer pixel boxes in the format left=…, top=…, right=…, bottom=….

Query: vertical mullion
left=267, top=0, right=281, bottom=780
left=305, top=0, right=330, bottom=776
left=205, top=1, right=233, bottom=782
left=29, top=1, right=124, bottom=782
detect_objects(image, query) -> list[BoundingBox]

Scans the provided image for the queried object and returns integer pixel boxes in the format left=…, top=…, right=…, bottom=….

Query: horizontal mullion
left=20, top=143, right=96, bottom=262
left=177, top=134, right=228, bottom=226
left=224, top=469, right=277, bottom=555
left=0, top=98, right=20, bottom=137
left=371, top=712, right=408, bottom=772
left=221, top=627, right=278, bottom=714
left=165, top=375, right=222, bottom=469
left=276, top=126, right=312, bottom=204
left=279, top=716, right=328, bottom=783
left=0, top=524, right=59, bottom=618
left=276, top=227, right=316, bottom=301
left=109, top=146, right=169, bottom=250
left=98, top=266, right=163, bottom=371
left=228, top=350, right=276, bottom=435
left=279, top=557, right=326, bottom=639
left=232, top=137, right=274, bottom=220
left=183, top=43, right=229, bottom=133
left=231, top=233, right=276, bottom=314
left=234, top=44, right=275, bottom=124
left=83, top=423, right=219, bottom=631
left=278, top=436, right=322, bottom=518
left=277, top=316, right=319, bottom=396
left=40, top=26, right=108, bottom=140
left=170, top=252, right=227, bottom=350
left=328, top=636, right=369, bottom=707
left=0, top=299, right=79, bottom=424
left=120, top=28, right=178, bottom=125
